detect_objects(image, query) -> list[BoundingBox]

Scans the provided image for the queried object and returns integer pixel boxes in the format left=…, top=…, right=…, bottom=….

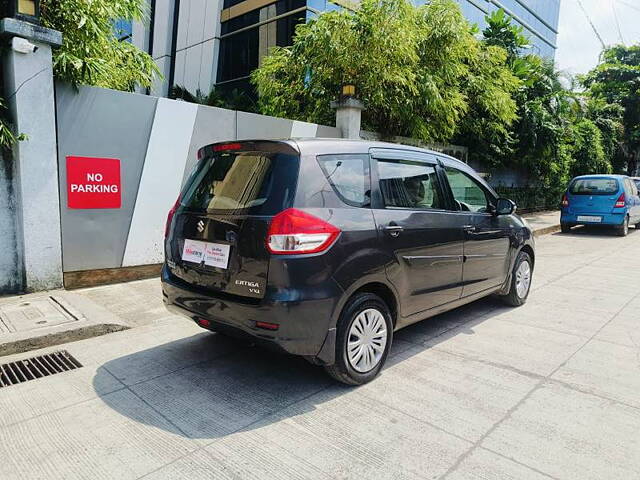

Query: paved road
left=1, top=227, right=639, bottom=479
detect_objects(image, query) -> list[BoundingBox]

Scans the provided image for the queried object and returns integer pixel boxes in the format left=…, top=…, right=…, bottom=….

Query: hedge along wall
left=55, top=83, right=341, bottom=284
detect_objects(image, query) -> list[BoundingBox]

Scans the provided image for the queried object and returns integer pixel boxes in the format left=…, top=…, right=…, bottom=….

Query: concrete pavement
left=3, top=223, right=640, bottom=479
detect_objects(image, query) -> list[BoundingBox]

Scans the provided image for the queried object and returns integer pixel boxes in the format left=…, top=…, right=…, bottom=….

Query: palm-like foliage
left=170, top=86, right=257, bottom=113
left=465, top=9, right=622, bottom=192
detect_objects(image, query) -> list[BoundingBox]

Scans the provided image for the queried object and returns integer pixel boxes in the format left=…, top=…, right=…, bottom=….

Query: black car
left=162, top=139, right=535, bottom=384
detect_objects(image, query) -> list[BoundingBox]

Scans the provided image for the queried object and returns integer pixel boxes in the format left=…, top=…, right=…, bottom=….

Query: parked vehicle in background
left=560, top=175, right=640, bottom=236
left=162, top=139, right=535, bottom=385
left=632, top=177, right=640, bottom=191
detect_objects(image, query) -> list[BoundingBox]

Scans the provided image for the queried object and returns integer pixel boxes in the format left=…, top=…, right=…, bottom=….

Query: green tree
left=477, top=10, right=614, bottom=190
left=40, top=0, right=160, bottom=91
left=569, top=119, right=611, bottom=177
left=453, top=8, right=532, bottom=168
left=582, top=45, right=640, bottom=175
left=481, top=8, right=530, bottom=64
left=585, top=98, right=624, bottom=172
left=252, top=0, right=518, bottom=143
left=0, top=0, right=160, bottom=148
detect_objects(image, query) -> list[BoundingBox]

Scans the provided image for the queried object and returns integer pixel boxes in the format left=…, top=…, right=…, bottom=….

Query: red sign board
left=66, top=156, right=121, bottom=209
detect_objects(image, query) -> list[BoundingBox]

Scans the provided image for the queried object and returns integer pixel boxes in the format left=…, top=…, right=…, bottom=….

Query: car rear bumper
left=561, top=211, right=627, bottom=226
left=161, top=265, right=341, bottom=363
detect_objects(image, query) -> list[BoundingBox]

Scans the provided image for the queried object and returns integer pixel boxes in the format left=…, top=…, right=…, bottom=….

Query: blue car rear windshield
left=569, top=178, right=619, bottom=195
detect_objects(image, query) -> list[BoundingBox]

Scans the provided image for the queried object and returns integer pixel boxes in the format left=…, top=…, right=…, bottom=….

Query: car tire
left=324, top=293, right=393, bottom=386
left=560, top=223, right=571, bottom=233
left=616, top=217, right=629, bottom=237
left=500, top=251, right=533, bottom=307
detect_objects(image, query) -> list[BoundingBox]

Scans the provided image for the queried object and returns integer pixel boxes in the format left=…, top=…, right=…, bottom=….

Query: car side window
left=444, top=166, right=493, bottom=213
left=376, top=159, right=445, bottom=210
left=317, top=154, right=371, bottom=208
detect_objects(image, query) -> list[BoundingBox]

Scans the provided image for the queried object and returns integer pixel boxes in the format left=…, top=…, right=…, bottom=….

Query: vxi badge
left=235, top=279, right=261, bottom=295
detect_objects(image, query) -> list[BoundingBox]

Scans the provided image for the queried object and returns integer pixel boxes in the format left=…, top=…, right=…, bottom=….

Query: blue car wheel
left=616, top=216, right=629, bottom=237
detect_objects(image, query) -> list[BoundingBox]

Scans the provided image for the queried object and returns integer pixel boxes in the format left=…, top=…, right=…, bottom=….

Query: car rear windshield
left=181, top=151, right=299, bottom=215
left=569, top=178, right=619, bottom=195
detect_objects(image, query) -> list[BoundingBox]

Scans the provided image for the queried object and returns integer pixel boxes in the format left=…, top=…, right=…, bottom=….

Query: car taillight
left=561, top=194, right=569, bottom=208
left=165, top=195, right=181, bottom=238
left=615, top=193, right=626, bottom=208
left=267, top=208, right=340, bottom=254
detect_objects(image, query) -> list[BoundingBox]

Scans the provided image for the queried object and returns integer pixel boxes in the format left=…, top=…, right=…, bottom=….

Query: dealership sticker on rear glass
left=204, top=243, right=231, bottom=269
left=182, top=239, right=206, bottom=264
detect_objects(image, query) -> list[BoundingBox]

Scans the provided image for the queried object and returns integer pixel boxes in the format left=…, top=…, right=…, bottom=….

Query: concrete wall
left=55, top=83, right=340, bottom=273
left=0, top=150, right=21, bottom=292
left=3, top=40, right=63, bottom=292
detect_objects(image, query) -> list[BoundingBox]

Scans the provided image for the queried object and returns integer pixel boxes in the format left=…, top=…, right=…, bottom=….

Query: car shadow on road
left=93, top=296, right=510, bottom=440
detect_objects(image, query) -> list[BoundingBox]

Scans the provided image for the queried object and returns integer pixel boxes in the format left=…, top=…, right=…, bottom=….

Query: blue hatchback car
left=561, top=175, right=640, bottom=236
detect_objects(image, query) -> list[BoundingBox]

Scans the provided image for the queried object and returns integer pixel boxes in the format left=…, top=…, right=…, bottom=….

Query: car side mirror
left=495, top=198, right=516, bottom=216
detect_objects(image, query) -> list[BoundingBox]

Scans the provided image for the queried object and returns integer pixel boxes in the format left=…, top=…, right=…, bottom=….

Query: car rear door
left=370, top=149, right=464, bottom=321
left=440, top=163, right=511, bottom=298
left=165, top=142, right=300, bottom=300
left=567, top=177, right=620, bottom=217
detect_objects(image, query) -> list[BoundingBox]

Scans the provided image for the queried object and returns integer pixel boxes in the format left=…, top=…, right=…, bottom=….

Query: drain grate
left=0, top=350, right=82, bottom=388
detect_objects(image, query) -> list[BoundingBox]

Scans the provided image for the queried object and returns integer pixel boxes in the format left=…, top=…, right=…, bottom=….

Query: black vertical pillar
left=168, top=0, right=181, bottom=96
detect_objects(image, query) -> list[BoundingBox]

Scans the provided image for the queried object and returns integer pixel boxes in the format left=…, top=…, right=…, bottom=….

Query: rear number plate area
left=577, top=215, right=602, bottom=223
left=182, top=239, right=231, bottom=269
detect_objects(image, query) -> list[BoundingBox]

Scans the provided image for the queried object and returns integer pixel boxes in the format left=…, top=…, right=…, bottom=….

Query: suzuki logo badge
left=197, top=220, right=205, bottom=233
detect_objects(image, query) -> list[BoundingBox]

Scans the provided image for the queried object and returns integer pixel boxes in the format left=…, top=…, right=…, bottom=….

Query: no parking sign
left=66, top=156, right=121, bottom=209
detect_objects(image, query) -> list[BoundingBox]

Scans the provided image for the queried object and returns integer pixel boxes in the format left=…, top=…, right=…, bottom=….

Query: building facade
left=129, top=0, right=560, bottom=98
left=456, top=0, right=560, bottom=58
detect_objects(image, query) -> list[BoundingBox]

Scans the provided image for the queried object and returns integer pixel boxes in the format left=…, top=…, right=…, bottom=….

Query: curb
left=533, top=224, right=561, bottom=237
left=0, top=323, right=130, bottom=357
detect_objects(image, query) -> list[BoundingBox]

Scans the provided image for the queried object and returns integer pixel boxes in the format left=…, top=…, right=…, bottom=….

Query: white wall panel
left=122, top=99, right=198, bottom=267
left=291, top=120, right=319, bottom=137
left=181, top=105, right=237, bottom=186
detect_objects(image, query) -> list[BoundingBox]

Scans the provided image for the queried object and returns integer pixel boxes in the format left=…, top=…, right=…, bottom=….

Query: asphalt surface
left=1, top=226, right=640, bottom=479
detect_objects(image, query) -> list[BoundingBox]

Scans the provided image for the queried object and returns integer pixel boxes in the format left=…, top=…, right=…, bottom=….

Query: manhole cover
left=0, top=296, right=81, bottom=335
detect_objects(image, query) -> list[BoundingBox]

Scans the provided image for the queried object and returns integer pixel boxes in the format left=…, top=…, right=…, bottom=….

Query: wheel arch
left=350, top=282, right=399, bottom=328
left=519, top=244, right=535, bottom=269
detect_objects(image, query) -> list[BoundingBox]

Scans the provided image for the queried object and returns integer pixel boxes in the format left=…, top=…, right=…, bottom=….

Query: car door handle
left=383, top=225, right=404, bottom=237
left=463, top=225, right=478, bottom=233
